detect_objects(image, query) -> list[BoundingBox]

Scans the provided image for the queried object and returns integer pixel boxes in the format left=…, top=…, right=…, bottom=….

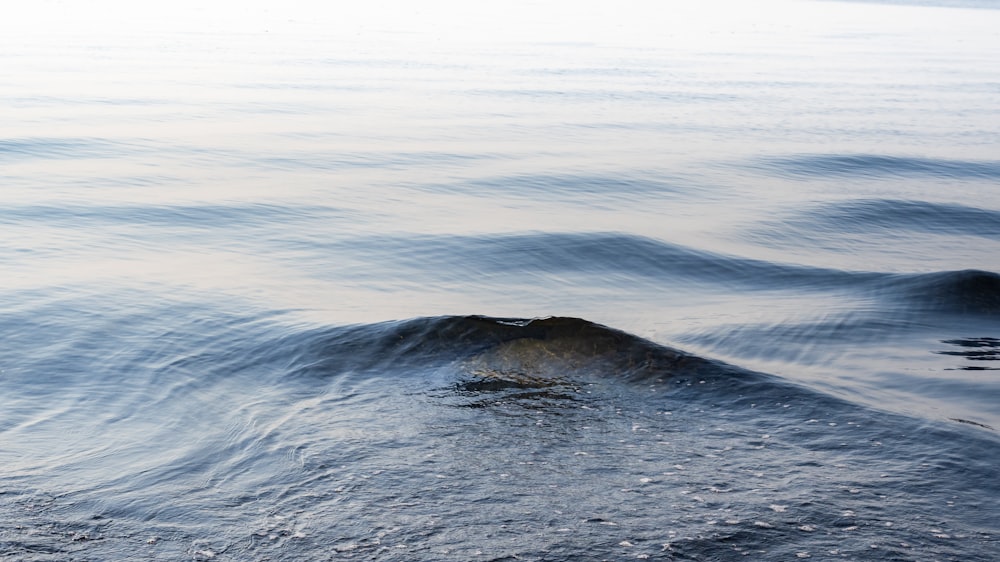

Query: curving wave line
left=413, top=172, right=691, bottom=201
left=884, top=269, right=1000, bottom=315
left=323, top=232, right=1000, bottom=315
left=293, top=316, right=712, bottom=374
left=788, top=198, right=1000, bottom=238
left=328, top=232, right=874, bottom=290
left=757, top=154, right=1000, bottom=181
left=0, top=137, right=141, bottom=162
left=0, top=203, right=339, bottom=229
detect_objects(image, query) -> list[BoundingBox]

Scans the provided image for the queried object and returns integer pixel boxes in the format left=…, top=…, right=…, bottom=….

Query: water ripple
left=766, top=198, right=1000, bottom=239
left=758, top=154, right=1000, bottom=181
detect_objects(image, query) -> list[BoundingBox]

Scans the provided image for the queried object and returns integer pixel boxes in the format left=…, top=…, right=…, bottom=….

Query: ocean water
left=2, top=0, right=999, bottom=560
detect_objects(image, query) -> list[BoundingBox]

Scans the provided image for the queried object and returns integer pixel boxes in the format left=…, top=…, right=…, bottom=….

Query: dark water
left=2, top=1, right=999, bottom=560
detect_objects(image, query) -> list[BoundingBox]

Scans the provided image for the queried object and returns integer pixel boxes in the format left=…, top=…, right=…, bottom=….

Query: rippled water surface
left=2, top=1, right=999, bottom=560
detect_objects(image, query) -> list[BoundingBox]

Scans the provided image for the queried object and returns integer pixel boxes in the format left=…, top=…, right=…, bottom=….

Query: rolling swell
left=0, top=137, right=148, bottom=162
left=758, top=153, right=1000, bottom=181
left=288, top=315, right=868, bottom=418
left=886, top=269, right=1000, bottom=315
left=320, top=232, right=875, bottom=290
left=308, top=232, right=1000, bottom=316
left=0, top=203, right=338, bottom=229
left=412, top=172, right=692, bottom=202
left=783, top=199, right=1000, bottom=239
left=288, top=315, right=734, bottom=384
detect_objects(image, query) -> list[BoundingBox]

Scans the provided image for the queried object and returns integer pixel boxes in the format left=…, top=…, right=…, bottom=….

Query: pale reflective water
left=1, top=1, right=998, bottom=560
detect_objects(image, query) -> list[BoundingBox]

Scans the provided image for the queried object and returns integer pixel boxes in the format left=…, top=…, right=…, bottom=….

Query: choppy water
left=2, top=1, right=999, bottom=560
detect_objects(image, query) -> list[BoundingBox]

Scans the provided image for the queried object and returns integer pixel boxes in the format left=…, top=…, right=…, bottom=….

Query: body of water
left=1, top=0, right=998, bottom=559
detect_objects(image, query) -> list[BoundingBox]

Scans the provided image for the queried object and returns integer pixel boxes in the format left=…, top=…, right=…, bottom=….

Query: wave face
left=3, top=3, right=1000, bottom=561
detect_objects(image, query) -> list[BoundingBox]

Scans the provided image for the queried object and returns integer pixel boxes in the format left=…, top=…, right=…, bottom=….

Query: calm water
left=2, top=0, right=999, bottom=560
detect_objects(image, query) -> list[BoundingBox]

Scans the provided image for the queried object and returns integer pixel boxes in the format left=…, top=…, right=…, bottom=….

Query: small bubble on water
left=770, top=505, right=787, bottom=513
